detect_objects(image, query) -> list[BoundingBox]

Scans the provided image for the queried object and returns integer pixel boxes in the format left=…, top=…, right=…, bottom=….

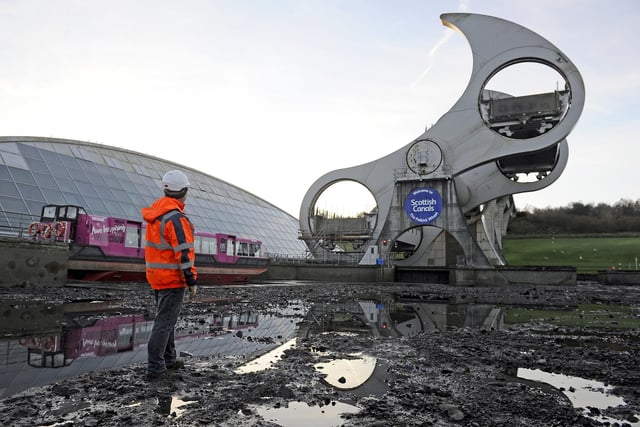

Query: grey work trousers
left=146, top=287, right=185, bottom=375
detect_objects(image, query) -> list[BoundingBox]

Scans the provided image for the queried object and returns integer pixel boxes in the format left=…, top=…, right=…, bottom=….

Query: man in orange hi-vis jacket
left=141, top=170, right=198, bottom=381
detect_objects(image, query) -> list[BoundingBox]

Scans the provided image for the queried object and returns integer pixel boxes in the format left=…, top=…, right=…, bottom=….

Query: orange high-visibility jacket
left=142, top=196, right=197, bottom=290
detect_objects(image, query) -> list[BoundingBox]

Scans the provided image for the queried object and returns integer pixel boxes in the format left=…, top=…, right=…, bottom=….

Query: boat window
left=249, top=243, right=260, bottom=257
left=66, top=206, right=78, bottom=220
left=125, top=226, right=140, bottom=248
left=237, top=242, right=248, bottom=256
left=42, top=206, right=57, bottom=220
left=207, top=237, right=217, bottom=254
left=197, top=236, right=217, bottom=254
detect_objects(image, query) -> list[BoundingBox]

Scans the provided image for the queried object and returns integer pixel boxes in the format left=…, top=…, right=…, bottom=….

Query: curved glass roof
left=0, top=136, right=308, bottom=258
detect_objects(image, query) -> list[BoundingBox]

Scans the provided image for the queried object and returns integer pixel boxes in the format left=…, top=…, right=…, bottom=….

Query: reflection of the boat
left=0, top=298, right=299, bottom=399
left=17, top=310, right=260, bottom=369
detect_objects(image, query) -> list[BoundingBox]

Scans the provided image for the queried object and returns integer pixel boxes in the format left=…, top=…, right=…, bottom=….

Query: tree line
left=507, top=199, right=640, bottom=235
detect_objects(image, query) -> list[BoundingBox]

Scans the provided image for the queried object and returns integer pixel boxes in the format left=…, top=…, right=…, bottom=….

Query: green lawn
left=506, top=303, right=640, bottom=330
left=503, top=236, right=640, bottom=273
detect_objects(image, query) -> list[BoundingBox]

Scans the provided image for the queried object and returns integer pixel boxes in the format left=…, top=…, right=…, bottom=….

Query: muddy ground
left=0, top=281, right=639, bottom=426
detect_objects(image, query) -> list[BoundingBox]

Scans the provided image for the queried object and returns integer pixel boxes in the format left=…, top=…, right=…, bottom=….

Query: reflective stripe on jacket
left=142, top=196, right=197, bottom=290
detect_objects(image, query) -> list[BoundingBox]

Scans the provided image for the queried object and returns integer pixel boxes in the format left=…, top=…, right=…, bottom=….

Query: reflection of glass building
left=0, top=136, right=307, bottom=257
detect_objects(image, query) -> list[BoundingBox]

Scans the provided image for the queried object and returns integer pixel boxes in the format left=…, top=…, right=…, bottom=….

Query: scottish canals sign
left=404, top=187, right=443, bottom=224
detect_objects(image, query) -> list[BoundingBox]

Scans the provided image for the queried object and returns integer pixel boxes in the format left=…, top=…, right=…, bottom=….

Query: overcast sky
left=1, top=0, right=638, bottom=218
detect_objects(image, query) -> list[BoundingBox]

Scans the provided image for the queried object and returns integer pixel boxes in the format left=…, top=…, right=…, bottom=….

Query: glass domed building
left=0, top=136, right=308, bottom=259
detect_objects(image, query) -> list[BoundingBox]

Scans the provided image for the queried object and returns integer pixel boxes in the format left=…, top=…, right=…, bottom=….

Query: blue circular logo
left=404, top=187, right=443, bottom=224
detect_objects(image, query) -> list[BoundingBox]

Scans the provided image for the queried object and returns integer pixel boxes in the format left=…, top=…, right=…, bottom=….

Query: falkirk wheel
left=299, top=13, right=585, bottom=268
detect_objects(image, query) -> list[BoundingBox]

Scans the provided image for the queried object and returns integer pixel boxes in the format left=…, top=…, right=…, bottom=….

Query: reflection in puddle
left=4, top=291, right=638, bottom=426
left=0, top=298, right=303, bottom=399
left=234, top=338, right=297, bottom=374
left=156, top=394, right=198, bottom=418
left=314, top=353, right=376, bottom=390
left=300, top=297, right=505, bottom=339
left=517, top=368, right=640, bottom=426
left=253, top=400, right=359, bottom=427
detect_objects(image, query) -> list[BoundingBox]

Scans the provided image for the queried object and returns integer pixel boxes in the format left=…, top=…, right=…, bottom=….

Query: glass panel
left=0, top=142, right=20, bottom=154
left=0, top=165, right=10, bottom=179
left=67, top=167, right=89, bottom=182
left=78, top=147, right=101, bottom=163
left=23, top=199, right=45, bottom=216
left=0, top=179, right=20, bottom=197
left=39, top=149, right=63, bottom=165
left=1, top=197, right=27, bottom=213
left=63, top=192, right=87, bottom=207
left=55, top=177, right=79, bottom=193
left=0, top=152, right=29, bottom=170
left=104, top=201, right=125, bottom=217
left=75, top=181, right=96, bottom=196
left=84, top=196, right=108, bottom=216
left=102, top=174, right=123, bottom=190
left=18, top=144, right=43, bottom=160
left=16, top=183, right=45, bottom=201
left=23, top=157, right=49, bottom=174
left=33, top=172, right=58, bottom=189
left=43, top=189, right=66, bottom=205
left=120, top=202, right=141, bottom=219
left=87, top=173, right=106, bottom=187
left=92, top=185, right=115, bottom=201
left=48, top=163, right=71, bottom=178
left=60, top=155, right=80, bottom=169
left=111, top=189, right=132, bottom=204
left=9, top=168, right=36, bottom=185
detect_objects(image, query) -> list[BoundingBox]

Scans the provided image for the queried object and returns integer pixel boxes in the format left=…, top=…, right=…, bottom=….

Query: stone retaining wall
left=0, top=238, right=68, bottom=287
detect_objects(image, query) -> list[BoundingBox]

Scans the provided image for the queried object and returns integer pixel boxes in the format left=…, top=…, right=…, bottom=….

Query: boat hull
left=68, top=246, right=269, bottom=285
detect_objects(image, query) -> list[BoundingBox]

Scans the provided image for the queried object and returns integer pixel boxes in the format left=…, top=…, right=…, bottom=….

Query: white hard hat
left=162, top=170, right=190, bottom=191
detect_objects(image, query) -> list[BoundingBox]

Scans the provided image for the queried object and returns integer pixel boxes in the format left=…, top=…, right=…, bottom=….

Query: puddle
left=314, top=353, right=377, bottom=390
left=0, top=298, right=304, bottom=399
left=3, top=291, right=639, bottom=426
left=252, top=400, right=359, bottom=427
left=516, top=368, right=640, bottom=426
left=234, top=338, right=297, bottom=374
left=300, top=297, right=506, bottom=338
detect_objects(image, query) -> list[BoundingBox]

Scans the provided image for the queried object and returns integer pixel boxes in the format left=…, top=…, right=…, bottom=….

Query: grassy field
left=506, top=303, right=640, bottom=330
left=503, top=236, right=640, bottom=273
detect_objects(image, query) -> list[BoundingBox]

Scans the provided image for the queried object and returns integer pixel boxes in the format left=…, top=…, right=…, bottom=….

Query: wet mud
left=0, top=281, right=639, bottom=426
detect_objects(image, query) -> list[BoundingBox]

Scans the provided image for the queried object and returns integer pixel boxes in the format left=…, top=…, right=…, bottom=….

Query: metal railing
left=0, top=210, right=40, bottom=239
